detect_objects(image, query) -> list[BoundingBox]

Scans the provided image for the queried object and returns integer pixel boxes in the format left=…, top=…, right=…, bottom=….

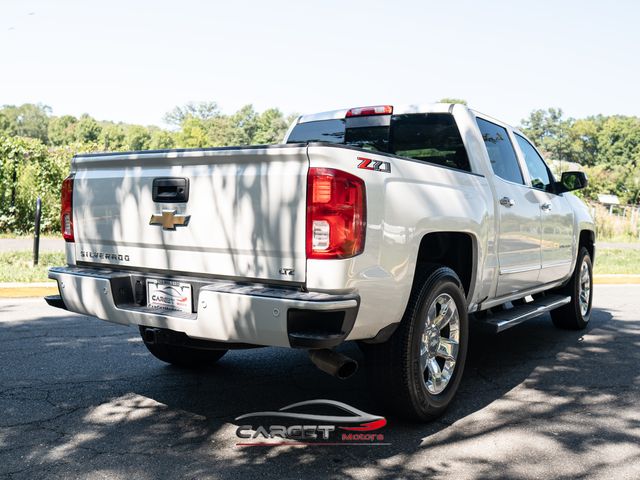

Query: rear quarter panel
left=306, top=144, right=494, bottom=340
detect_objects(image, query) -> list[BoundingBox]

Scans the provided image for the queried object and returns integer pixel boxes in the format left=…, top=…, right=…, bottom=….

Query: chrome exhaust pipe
left=309, top=349, right=358, bottom=380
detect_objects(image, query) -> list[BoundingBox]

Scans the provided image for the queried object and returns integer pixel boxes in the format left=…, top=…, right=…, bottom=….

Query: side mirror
left=558, top=171, right=588, bottom=192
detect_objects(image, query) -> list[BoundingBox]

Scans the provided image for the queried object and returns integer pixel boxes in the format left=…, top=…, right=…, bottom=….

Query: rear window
left=286, top=119, right=345, bottom=144
left=287, top=113, right=470, bottom=172
left=390, top=114, right=470, bottom=172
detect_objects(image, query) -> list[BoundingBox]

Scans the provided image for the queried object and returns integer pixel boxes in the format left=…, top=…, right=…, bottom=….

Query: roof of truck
left=296, top=103, right=465, bottom=124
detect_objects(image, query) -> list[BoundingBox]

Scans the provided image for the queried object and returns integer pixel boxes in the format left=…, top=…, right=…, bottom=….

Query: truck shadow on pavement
left=2, top=304, right=639, bottom=479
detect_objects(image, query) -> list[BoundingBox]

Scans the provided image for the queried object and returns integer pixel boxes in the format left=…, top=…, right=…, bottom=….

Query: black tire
left=140, top=327, right=227, bottom=368
left=551, top=247, right=593, bottom=330
left=364, top=265, right=469, bottom=421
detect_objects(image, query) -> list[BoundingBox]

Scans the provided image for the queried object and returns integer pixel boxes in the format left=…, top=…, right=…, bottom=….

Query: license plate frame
left=146, top=279, right=193, bottom=314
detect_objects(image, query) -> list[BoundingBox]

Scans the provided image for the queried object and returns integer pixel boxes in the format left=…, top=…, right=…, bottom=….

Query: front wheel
left=551, top=247, right=593, bottom=330
left=364, top=266, right=469, bottom=421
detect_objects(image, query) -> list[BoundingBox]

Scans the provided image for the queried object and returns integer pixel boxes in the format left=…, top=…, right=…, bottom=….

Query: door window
left=476, top=118, right=524, bottom=184
left=515, top=134, right=553, bottom=191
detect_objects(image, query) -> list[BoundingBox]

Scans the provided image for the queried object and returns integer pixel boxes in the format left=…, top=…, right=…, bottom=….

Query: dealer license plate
left=146, top=279, right=192, bottom=313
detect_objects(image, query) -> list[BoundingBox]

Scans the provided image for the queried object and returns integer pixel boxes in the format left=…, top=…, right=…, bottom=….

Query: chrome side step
left=483, top=294, right=571, bottom=333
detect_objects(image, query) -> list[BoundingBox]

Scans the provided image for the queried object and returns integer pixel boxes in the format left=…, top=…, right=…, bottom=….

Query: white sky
left=1, top=0, right=638, bottom=127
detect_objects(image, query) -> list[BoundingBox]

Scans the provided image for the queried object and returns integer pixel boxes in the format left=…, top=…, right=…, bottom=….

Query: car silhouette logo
left=235, top=399, right=387, bottom=431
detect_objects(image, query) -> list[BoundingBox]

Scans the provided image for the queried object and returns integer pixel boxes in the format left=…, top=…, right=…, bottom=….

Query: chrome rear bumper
left=48, top=266, right=359, bottom=348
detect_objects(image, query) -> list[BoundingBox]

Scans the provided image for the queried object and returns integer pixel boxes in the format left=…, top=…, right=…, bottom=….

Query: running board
left=482, top=294, right=571, bottom=333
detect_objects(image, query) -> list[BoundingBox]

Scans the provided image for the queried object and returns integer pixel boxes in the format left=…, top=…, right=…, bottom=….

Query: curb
left=593, top=274, right=640, bottom=285
left=1, top=275, right=640, bottom=298
left=0, top=282, right=58, bottom=298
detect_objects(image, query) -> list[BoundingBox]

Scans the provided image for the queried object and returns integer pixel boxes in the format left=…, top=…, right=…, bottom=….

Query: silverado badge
left=149, top=210, right=191, bottom=230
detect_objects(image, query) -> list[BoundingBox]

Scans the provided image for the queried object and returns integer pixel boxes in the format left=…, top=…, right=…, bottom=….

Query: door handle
left=152, top=177, right=189, bottom=203
left=499, top=197, right=515, bottom=208
left=541, top=202, right=552, bottom=212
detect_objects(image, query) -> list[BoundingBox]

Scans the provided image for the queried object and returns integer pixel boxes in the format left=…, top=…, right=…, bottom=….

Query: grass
left=594, top=249, right=640, bottom=275
left=0, top=251, right=65, bottom=283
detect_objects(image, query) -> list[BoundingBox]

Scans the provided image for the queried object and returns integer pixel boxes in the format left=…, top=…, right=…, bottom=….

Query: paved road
left=0, top=238, right=65, bottom=253
left=1, top=286, right=639, bottom=479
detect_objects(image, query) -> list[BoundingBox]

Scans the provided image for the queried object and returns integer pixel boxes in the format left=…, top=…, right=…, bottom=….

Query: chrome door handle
left=541, top=203, right=552, bottom=212
left=499, top=197, right=515, bottom=207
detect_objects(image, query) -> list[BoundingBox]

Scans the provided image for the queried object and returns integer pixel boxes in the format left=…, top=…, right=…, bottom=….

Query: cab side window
left=515, top=134, right=553, bottom=191
left=476, top=118, right=524, bottom=184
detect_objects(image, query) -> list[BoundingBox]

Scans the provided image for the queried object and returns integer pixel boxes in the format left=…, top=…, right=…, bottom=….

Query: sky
left=1, top=0, right=638, bottom=128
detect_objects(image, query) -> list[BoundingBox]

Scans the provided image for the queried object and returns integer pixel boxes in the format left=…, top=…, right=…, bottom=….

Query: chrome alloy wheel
left=579, top=259, right=591, bottom=317
left=419, top=293, right=460, bottom=395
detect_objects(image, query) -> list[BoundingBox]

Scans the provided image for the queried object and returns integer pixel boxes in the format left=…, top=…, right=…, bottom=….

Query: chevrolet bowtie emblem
left=149, top=210, right=190, bottom=230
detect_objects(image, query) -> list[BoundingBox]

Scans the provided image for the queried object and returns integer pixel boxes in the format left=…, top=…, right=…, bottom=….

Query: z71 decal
left=357, top=157, right=391, bottom=173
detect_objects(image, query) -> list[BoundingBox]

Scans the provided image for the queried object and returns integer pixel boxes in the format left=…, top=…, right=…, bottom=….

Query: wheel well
left=415, top=232, right=475, bottom=297
left=579, top=230, right=595, bottom=261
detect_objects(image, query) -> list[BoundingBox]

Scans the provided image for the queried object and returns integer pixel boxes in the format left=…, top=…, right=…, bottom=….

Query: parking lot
left=1, top=285, right=639, bottom=479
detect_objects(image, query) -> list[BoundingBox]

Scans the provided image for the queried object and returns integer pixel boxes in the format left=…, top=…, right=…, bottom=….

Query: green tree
left=520, top=108, right=575, bottom=162
left=164, top=101, right=220, bottom=126
left=99, top=123, right=127, bottom=150
left=0, top=104, right=51, bottom=143
left=125, top=125, right=152, bottom=151
left=568, top=116, right=603, bottom=166
left=253, top=108, right=289, bottom=144
left=438, top=98, right=468, bottom=105
left=596, top=116, right=640, bottom=167
left=149, top=128, right=176, bottom=149
left=176, top=117, right=209, bottom=148
left=48, top=115, right=78, bottom=146
left=75, top=114, right=102, bottom=143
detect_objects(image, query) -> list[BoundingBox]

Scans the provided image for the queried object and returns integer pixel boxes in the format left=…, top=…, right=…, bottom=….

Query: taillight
left=345, top=105, right=393, bottom=117
left=61, top=175, right=74, bottom=242
left=306, top=168, right=366, bottom=259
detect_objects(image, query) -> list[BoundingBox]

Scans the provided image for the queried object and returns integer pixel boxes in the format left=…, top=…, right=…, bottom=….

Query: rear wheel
left=140, top=327, right=228, bottom=368
left=364, top=265, right=469, bottom=421
left=551, top=247, right=593, bottom=330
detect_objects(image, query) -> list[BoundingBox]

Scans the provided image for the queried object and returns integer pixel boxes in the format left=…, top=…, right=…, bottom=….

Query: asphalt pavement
left=0, top=286, right=639, bottom=479
left=0, top=238, right=65, bottom=253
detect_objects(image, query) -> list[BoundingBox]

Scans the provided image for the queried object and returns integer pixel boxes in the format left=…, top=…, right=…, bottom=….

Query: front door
left=513, top=133, right=574, bottom=283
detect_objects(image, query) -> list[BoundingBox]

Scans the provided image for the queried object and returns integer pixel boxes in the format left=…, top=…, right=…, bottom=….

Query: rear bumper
left=48, top=266, right=358, bottom=349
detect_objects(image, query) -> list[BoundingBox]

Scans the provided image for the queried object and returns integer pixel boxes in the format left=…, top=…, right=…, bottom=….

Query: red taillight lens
left=306, top=168, right=366, bottom=259
left=346, top=105, right=393, bottom=117
left=61, top=175, right=74, bottom=242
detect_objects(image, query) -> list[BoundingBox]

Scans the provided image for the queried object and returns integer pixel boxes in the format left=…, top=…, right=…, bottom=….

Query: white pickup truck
left=47, top=103, right=595, bottom=420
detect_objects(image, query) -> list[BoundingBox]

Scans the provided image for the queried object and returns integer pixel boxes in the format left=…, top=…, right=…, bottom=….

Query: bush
left=0, top=135, right=92, bottom=234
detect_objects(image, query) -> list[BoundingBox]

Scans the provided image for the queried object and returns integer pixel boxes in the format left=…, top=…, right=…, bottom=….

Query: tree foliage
left=438, top=98, right=468, bottom=105
left=0, top=102, right=294, bottom=233
left=520, top=108, right=640, bottom=205
left=2, top=100, right=640, bottom=234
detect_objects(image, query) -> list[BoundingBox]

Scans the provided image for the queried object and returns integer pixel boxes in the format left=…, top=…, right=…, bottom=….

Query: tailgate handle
left=152, top=178, right=189, bottom=203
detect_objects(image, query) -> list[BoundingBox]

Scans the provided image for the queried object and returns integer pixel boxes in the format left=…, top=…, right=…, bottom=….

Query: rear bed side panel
left=305, top=144, right=493, bottom=341
left=71, top=146, right=308, bottom=284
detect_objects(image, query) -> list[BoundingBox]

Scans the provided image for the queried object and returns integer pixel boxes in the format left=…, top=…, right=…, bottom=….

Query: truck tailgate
left=71, top=146, right=308, bottom=284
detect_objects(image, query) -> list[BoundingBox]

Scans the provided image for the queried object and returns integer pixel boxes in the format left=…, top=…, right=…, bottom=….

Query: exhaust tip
left=143, top=327, right=157, bottom=344
left=309, top=349, right=358, bottom=380
left=335, top=359, right=358, bottom=380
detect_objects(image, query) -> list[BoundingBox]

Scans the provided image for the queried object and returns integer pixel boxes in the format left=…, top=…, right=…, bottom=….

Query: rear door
left=476, top=117, right=542, bottom=296
left=72, top=146, right=308, bottom=284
